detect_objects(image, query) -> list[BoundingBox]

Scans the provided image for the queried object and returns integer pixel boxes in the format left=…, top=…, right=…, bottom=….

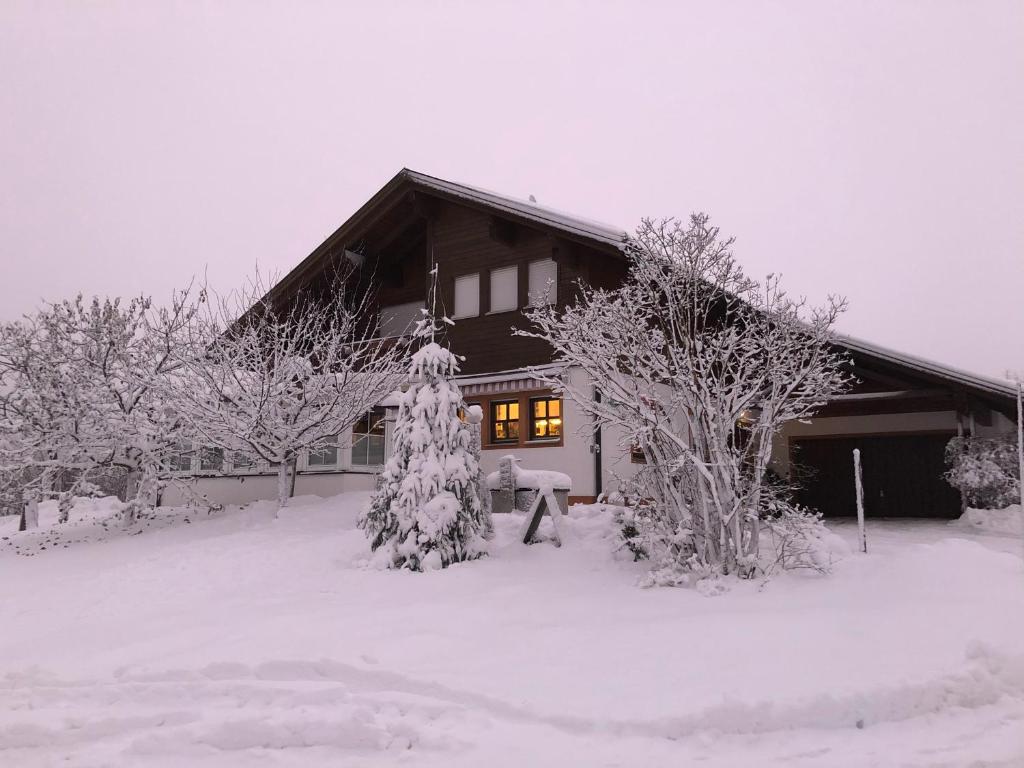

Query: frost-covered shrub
left=760, top=504, right=843, bottom=574
left=627, top=472, right=842, bottom=585
left=945, top=435, right=1020, bottom=510
left=520, top=215, right=850, bottom=581
left=359, top=342, right=489, bottom=571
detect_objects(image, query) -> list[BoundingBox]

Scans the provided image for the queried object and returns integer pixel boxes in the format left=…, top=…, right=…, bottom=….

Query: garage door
left=791, top=433, right=961, bottom=518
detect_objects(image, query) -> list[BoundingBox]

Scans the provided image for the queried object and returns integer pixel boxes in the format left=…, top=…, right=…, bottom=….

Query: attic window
left=380, top=302, right=424, bottom=337
left=489, top=266, right=518, bottom=314
left=528, top=259, right=557, bottom=306
left=453, top=273, right=480, bottom=319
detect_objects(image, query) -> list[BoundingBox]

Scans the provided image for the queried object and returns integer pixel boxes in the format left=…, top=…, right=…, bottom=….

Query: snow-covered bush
left=521, top=215, right=850, bottom=581
left=621, top=467, right=840, bottom=583
left=360, top=339, right=489, bottom=571
left=944, top=435, right=1019, bottom=510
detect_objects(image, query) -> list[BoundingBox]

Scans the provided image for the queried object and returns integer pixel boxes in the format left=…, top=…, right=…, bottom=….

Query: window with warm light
left=490, top=400, right=519, bottom=442
left=529, top=397, right=562, bottom=440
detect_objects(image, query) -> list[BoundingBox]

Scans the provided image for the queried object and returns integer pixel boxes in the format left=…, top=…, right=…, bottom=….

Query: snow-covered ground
left=1, top=495, right=1022, bottom=767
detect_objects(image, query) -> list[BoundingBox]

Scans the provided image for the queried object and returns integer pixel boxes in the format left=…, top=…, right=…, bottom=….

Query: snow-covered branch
left=519, top=215, right=851, bottom=579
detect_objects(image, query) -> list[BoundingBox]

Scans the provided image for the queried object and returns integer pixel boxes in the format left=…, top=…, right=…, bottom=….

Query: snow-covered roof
left=401, top=169, right=628, bottom=251
left=836, top=334, right=1018, bottom=405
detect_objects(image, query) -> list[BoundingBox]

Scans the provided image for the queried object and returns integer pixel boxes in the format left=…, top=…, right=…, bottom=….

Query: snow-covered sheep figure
left=359, top=341, right=489, bottom=571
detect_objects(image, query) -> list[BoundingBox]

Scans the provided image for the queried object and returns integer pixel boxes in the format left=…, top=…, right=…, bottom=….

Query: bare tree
left=520, top=215, right=850, bottom=580
left=171, top=271, right=407, bottom=511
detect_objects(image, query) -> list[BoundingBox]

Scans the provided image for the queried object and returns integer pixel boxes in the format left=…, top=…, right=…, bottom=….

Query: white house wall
left=160, top=470, right=379, bottom=507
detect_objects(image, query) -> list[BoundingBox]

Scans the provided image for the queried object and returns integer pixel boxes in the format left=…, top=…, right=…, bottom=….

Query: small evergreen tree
left=359, top=311, right=489, bottom=571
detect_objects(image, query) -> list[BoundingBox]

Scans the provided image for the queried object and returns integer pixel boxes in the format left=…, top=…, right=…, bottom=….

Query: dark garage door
left=792, top=433, right=961, bottom=518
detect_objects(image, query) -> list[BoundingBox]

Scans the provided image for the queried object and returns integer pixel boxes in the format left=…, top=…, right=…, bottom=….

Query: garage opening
left=791, top=433, right=961, bottom=518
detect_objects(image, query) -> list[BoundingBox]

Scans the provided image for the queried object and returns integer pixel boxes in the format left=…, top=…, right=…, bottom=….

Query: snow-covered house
left=161, top=169, right=1019, bottom=517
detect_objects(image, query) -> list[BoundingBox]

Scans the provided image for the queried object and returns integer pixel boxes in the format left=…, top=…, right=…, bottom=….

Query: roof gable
left=266, top=168, right=627, bottom=306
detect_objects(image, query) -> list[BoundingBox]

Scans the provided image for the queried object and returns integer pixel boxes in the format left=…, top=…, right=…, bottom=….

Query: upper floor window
left=489, top=265, right=518, bottom=313
left=528, top=258, right=557, bottom=307
left=490, top=400, right=520, bottom=442
left=453, top=273, right=480, bottom=319
left=308, top=436, right=339, bottom=468
left=529, top=397, right=562, bottom=440
left=379, top=302, right=424, bottom=338
left=352, top=407, right=387, bottom=466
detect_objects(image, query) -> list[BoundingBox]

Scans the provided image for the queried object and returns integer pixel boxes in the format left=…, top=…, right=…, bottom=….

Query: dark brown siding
left=427, top=201, right=625, bottom=375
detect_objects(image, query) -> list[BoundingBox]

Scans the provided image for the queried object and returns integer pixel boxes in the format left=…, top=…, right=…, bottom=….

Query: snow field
left=1, top=493, right=1023, bottom=766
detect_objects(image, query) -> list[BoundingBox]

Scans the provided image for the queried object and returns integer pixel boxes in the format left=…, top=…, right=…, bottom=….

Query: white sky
left=1, top=1, right=1021, bottom=378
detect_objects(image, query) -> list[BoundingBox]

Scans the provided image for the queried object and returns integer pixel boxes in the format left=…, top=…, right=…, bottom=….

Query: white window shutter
left=453, top=273, right=480, bottom=319
left=379, top=302, right=424, bottom=337
left=490, top=266, right=518, bottom=313
left=528, top=259, right=557, bottom=306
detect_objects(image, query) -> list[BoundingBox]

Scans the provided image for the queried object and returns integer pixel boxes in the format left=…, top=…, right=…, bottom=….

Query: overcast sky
left=1, top=1, right=1021, bottom=378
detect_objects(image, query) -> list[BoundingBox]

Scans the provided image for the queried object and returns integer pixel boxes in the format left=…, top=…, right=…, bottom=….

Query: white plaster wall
left=477, top=376, right=598, bottom=498
left=771, top=410, right=959, bottom=476
left=160, top=471, right=376, bottom=507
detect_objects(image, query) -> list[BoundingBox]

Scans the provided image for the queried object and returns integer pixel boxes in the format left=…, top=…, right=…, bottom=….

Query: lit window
left=199, top=447, right=224, bottom=472
left=308, top=436, right=339, bottom=468
left=491, top=400, right=519, bottom=443
left=352, top=407, right=386, bottom=466
left=453, top=273, right=480, bottom=319
left=528, top=259, right=557, bottom=306
left=529, top=397, right=562, bottom=440
left=489, top=265, right=518, bottom=313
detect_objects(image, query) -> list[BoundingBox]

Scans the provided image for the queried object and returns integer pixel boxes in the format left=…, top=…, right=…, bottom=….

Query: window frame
left=528, top=396, right=562, bottom=442
left=229, top=450, right=259, bottom=474
left=351, top=407, right=388, bottom=468
left=307, top=435, right=340, bottom=470
left=474, top=390, right=563, bottom=450
left=489, top=399, right=521, bottom=444
left=167, top=443, right=195, bottom=475
left=198, top=446, right=225, bottom=474
left=528, top=258, right=557, bottom=307
left=379, top=301, right=425, bottom=339
left=453, top=272, right=481, bottom=319
left=488, top=265, right=519, bottom=314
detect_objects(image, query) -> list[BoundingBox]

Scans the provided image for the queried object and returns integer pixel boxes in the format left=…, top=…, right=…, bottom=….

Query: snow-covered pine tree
left=359, top=286, right=489, bottom=570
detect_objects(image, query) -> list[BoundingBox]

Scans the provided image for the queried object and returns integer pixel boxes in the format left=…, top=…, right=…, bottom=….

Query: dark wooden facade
left=270, top=171, right=627, bottom=376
